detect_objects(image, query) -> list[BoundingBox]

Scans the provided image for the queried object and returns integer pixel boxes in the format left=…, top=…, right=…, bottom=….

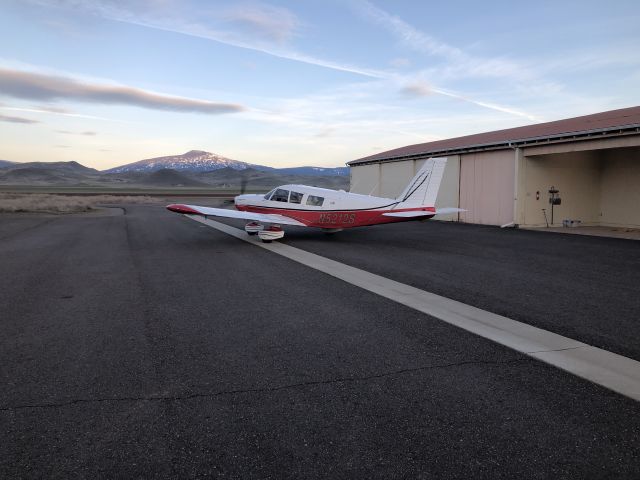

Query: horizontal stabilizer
left=382, top=207, right=466, bottom=218
left=435, top=207, right=466, bottom=215
left=383, top=210, right=436, bottom=218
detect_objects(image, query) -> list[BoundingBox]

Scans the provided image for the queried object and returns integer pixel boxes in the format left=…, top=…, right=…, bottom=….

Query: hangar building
left=348, top=106, right=640, bottom=229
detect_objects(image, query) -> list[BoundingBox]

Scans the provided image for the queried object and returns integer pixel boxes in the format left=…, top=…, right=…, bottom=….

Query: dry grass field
left=0, top=193, right=158, bottom=214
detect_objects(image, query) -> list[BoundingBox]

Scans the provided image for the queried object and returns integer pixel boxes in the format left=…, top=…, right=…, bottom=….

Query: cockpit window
left=306, top=195, right=324, bottom=206
left=264, top=188, right=276, bottom=200
left=271, top=188, right=290, bottom=202
left=289, top=191, right=303, bottom=204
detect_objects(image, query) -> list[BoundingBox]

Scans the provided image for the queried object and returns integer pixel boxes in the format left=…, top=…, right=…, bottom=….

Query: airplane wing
left=382, top=207, right=466, bottom=218
left=166, top=203, right=307, bottom=226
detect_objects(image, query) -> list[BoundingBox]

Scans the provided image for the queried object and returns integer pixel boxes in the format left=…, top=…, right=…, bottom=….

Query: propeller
left=223, top=169, right=248, bottom=205
left=239, top=173, right=248, bottom=195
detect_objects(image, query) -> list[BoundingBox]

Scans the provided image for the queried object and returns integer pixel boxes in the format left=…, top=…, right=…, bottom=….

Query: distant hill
left=277, top=166, right=349, bottom=176
left=0, top=161, right=101, bottom=185
left=0, top=160, right=15, bottom=168
left=195, top=167, right=348, bottom=190
left=139, top=168, right=209, bottom=187
left=0, top=153, right=349, bottom=190
left=1, top=161, right=98, bottom=174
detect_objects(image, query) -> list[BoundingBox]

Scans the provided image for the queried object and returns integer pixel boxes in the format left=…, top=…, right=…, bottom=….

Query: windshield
left=271, top=189, right=290, bottom=202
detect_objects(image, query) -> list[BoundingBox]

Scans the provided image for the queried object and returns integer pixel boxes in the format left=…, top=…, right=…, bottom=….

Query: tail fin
left=395, top=157, right=447, bottom=207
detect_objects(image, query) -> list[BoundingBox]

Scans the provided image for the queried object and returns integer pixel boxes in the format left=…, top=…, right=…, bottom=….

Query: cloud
left=35, top=104, right=71, bottom=113
left=354, top=1, right=463, bottom=59
left=1, top=104, right=117, bottom=121
left=398, top=78, right=537, bottom=121
left=26, top=0, right=386, bottom=79
left=22, top=1, right=537, bottom=120
left=400, top=82, right=432, bottom=97
left=0, top=113, right=40, bottom=124
left=390, top=57, right=411, bottom=68
left=0, top=67, right=246, bottom=114
left=224, top=3, right=298, bottom=43
left=353, top=0, right=535, bottom=84
left=56, top=129, right=97, bottom=135
left=55, top=145, right=71, bottom=148
left=313, top=127, right=336, bottom=138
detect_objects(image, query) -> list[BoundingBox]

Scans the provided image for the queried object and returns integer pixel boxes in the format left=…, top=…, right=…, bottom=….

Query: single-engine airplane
left=167, top=157, right=464, bottom=242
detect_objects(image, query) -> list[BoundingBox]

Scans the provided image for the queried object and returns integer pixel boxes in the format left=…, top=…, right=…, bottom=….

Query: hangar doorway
left=522, top=146, right=640, bottom=228
left=459, top=150, right=515, bottom=226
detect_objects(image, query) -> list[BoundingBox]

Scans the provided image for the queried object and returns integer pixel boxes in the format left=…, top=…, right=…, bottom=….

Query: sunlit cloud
left=400, top=82, right=433, bottom=97
left=223, top=3, right=299, bottom=43
left=0, top=67, right=246, bottom=114
left=35, top=104, right=72, bottom=114
left=56, top=129, right=98, bottom=136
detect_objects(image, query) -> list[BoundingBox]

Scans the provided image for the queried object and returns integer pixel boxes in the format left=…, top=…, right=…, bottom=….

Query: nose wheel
left=258, top=225, right=284, bottom=243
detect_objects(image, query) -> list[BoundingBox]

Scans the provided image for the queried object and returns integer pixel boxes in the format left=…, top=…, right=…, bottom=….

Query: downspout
left=508, top=142, right=521, bottom=228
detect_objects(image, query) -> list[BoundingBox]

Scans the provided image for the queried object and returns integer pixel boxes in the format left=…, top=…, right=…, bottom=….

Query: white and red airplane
left=167, top=157, right=463, bottom=242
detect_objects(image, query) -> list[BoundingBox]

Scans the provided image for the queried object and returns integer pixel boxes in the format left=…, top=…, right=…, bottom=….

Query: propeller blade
left=239, top=171, right=248, bottom=195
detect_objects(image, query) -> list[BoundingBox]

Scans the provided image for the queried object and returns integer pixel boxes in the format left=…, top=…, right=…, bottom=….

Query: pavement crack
left=0, top=216, right=59, bottom=241
left=0, top=357, right=529, bottom=412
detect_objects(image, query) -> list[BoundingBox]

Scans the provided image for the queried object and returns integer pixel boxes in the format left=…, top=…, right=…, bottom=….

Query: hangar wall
left=459, top=150, right=514, bottom=226
left=350, top=163, right=380, bottom=196
left=380, top=161, right=415, bottom=198
left=599, top=147, right=640, bottom=228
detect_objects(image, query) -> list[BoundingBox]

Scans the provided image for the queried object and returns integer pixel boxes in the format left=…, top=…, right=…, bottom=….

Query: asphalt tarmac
left=1, top=204, right=640, bottom=479
left=273, top=219, right=640, bottom=362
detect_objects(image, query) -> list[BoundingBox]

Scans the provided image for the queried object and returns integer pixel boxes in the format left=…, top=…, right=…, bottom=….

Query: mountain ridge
left=104, top=150, right=349, bottom=176
left=0, top=153, right=349, bottom=190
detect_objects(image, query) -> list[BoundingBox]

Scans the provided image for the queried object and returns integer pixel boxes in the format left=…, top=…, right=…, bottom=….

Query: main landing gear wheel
left=258, top=225, right=284, bottom=243
left=244, top=221, right=264, bottom=236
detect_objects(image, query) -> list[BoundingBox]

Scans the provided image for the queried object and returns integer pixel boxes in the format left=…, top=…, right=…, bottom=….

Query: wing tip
left=166, top=204, right=200, bottom=215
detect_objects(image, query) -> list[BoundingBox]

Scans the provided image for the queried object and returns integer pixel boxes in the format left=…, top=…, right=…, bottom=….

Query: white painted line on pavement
left=189, top=215, right=640, bottom=402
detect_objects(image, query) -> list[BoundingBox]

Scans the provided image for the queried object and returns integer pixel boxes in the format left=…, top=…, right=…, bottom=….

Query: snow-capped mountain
left=105, top=150, right=260, bottom=174
left=104, top=150, right=349, bottom=176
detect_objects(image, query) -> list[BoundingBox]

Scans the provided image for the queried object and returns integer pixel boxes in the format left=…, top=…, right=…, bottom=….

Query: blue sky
left=1, top=0, right=639, bottom=169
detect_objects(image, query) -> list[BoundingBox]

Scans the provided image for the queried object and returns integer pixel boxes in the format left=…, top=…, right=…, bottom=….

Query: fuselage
left=234, top=184, right=435, bottom=229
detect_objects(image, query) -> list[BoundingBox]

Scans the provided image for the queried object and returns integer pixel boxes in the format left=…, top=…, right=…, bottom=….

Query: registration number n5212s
left=317, top=213, right=356, bottom=224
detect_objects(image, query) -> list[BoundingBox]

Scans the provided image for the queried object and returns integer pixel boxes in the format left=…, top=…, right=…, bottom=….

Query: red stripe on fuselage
left=236, top=205, right=435, bottom=228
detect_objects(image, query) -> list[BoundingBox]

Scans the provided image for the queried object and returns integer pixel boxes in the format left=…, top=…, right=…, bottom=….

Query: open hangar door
left=521, top=144, right=640, bottom=228
left=459, top=150, right=515, bottom=226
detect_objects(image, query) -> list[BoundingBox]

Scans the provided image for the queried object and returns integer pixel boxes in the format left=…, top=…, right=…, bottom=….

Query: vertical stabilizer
left=395, top=157, right=447, bottom=207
